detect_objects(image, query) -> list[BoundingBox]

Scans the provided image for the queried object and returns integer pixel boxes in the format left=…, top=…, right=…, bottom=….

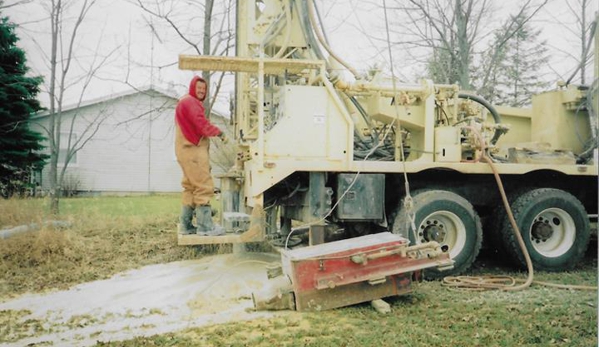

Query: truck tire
left=392, top=189, right=483, bottom=279
left=498, top=188, right=590, bottom=271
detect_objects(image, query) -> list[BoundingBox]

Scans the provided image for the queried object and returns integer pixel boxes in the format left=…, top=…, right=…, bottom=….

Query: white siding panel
left=30, top=89, right=230, bottom=195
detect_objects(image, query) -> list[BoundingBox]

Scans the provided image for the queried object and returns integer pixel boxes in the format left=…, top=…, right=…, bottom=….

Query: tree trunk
left=49, top=147, right=59, bottom=215
left=48, top=0, right=61, bottom=215
left=455, top=0, right=471, bottom=89
left=203, top=0, right=214, bottom=117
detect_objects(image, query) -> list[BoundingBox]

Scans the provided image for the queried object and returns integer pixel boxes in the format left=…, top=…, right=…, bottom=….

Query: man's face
left=195, top=81, right=207, bottom=100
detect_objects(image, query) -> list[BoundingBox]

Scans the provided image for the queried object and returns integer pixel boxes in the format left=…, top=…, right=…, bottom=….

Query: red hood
left=188, top=75, right=207, bottom=101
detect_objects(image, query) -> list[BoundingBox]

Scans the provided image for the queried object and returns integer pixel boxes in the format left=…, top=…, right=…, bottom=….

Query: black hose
left=348, top=95, right=374, bottom=129
left=458, top=93, right=504, bottom=145
left=297, top=0, right=326, bottom=61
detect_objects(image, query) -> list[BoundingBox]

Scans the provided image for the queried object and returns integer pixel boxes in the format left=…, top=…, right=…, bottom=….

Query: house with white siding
left=30, top=87, right=231, bottom=195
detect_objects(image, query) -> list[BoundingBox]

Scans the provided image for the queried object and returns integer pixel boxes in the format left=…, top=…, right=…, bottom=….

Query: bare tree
left=131, top=0, right=235, bottom=118
left=386, top=0, right=548, bottom=92
left=38, top=0, right=118, bottom=214
left=131, top=0, right=237, bottom=175
left=561, top=0, right=597, bottom=85
left=0, top=0, right=33, bottom=10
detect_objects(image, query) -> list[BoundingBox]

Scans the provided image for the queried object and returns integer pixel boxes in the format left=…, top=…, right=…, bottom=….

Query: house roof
left=32, top=86, right=228, bottom=119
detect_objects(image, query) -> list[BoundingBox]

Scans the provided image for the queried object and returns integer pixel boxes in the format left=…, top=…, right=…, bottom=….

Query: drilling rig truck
left=177, top=0, right=598, bottom=280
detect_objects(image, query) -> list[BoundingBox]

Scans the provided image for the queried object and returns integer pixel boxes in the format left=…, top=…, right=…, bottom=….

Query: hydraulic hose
left=306, top=0, right=361, bottom=80
left=578, top=78, right=599, bottom=163
left=297, top=0, right=326, bottom=61
left=442, top=127, right=597, bottom=292
left=272, top=0, right=292, bottom=59
left=458, top=93, right=503, bottom=145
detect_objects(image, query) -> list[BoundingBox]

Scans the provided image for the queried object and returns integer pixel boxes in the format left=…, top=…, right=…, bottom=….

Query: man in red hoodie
left=175, top=76, right=227, bottom=236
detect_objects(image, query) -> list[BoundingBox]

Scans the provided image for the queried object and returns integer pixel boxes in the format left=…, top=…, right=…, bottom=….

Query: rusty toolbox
left=280, top=232, right=452, bottom=311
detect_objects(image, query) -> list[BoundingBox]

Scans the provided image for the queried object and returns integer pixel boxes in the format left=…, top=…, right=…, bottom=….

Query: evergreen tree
left=475, top=38, right=508, bottom=104
left=492, top=12, right=550, bottom=107
left=0, top=15, right=46, bottom=198
left=427, top=48, right=461, bottom=86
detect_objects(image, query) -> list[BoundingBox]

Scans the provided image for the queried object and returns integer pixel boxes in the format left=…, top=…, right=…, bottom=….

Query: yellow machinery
left=178, top=0, right=598, bottom=278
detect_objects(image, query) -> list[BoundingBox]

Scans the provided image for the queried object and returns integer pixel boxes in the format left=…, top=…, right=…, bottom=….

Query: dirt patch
left=0, top=252, right=286, bottom=346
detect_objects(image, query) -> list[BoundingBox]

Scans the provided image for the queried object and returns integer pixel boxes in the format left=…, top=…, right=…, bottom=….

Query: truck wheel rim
left=418, top=211, right=466, bottom=259
left=529, top=208, right=576, bottom=257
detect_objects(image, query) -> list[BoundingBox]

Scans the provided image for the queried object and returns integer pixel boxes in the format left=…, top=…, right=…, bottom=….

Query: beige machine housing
left=178, top=0, right=598, bottom=277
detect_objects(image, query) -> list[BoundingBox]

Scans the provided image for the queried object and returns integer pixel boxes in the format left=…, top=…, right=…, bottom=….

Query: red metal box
left=281, top=232, right=433, bottom=311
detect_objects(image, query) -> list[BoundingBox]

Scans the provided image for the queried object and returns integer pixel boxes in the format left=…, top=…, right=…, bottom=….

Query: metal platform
left=177, top=226, right=264, bottom=245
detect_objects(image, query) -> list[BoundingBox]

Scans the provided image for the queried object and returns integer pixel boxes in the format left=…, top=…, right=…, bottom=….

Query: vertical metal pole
left=309, top=225, right=326, bottom=245
left=257, top=51, right=265, bottom=170
left=308, top=172, right=327, bottom=245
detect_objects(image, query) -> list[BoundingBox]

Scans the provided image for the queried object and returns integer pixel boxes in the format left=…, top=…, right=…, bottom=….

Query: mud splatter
left=0, top=252, right=284, bottom=346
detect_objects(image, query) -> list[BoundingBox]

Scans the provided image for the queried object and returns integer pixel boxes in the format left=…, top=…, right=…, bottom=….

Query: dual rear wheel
left=494, top=188, right=590, bottom=271
left=392, top=190, right=482, bottom=279
left=392, top=188, right=590, bottom=278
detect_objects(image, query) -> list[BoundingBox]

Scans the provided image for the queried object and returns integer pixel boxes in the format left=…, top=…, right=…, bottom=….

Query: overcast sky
left=2, top=0, right=597, bottom=114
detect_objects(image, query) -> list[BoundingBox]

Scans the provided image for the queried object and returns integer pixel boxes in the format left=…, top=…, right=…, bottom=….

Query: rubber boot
left=178, top=205, right=196, bottom=235
left=196, top=205, right=225, bottom=236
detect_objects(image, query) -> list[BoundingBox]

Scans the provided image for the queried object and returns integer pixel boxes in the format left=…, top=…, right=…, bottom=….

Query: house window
left=58, top=132, right=77, bottom=166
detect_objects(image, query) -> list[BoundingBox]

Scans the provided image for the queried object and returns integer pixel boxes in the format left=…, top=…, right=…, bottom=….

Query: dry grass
left=1, top=196, right=596, bottom=346
left=0, top=198, right=47, bottom=228
left=0, top=195, right=228, bottom=300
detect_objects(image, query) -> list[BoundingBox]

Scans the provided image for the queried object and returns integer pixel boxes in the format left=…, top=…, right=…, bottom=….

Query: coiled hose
left=442, top=127, right=597, bottom=291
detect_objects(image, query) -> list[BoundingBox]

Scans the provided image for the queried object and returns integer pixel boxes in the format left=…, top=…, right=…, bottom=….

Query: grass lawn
left=0, top=195, right=223, bottom=299
left=96, top=247, right=598, bottom=347
left=103, top=280, right=596, bottom=347
left=0, top=195, right=597, bottom=346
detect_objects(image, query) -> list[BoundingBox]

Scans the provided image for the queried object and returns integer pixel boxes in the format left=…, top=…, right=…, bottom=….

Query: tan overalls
left=175, top=124, right=214, bottom=207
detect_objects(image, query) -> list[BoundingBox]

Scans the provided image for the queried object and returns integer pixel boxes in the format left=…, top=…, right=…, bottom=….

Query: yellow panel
left=531, top=89, right=590, bottom=153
